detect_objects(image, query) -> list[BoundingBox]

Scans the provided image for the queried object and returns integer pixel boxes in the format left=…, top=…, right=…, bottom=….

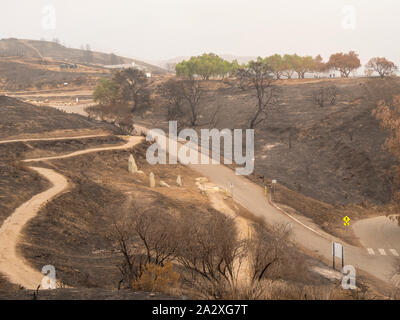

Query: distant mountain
left=0, top=38, right=167, bottom=74
left=151, top=54, right=257, bottom=71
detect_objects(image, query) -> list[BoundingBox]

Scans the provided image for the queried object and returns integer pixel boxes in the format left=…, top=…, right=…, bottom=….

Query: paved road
left=135, top=124, right=400, bottom=287
left=47, top=104, right=400, bottom=287
left=353, top=216, right=400, bottom=259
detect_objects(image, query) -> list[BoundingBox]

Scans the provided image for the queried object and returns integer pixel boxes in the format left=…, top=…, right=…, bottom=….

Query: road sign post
left=332, top=242, right=335, bottom=270
left=342, top=245, right=344, bottom=270
left=332, top=242, right=344, bottom=271
left=272, top=180, right=277, bottom=201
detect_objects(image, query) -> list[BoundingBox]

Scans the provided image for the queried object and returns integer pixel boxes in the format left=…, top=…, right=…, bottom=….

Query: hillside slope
left=216, top=78, right=399, bottom=205
left=0, top=57, right=110, bottom=91
left=135, top=77, right=399, bottom=206
left=0, top=95, right=118, bottom=139
left=0, top=38, right=166, bottom=74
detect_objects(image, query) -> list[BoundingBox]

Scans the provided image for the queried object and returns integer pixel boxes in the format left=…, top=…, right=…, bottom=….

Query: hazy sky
left=1, top=0, right=400, bottom=64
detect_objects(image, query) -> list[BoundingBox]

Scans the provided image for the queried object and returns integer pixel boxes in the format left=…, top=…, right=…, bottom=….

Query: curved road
left=0, top=135, right=143, bottom=289
left=49, top=105, right=400, bottom=287
left=135, top=124, right=400, bottom=288
left=353, top=216, right=400, bottom=259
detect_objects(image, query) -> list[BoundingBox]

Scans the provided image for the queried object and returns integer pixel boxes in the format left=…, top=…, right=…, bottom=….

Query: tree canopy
left=235, top=57, right=279, bottom=129
left=175, top=52, right=381, bottom=80
left=327, top=51, right=361, bottom=77
left=259, top=54, right=327, bottom=79
left=175, top=53, right=240, bottom=79
left=93, top=78, right=118, bottom=105
left=93, top=68, right=151, bottom=115
left=365, top=57, right=398, bottom=79
left=264, top=54, right=285, bottom=79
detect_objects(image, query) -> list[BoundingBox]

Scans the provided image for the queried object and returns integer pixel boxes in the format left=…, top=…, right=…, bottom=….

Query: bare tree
left=239, top=59, right=280, bottom=129
left=131, top=208, right=179, bottom=265
left=162, top=79, right=219, bottom=127
left=107, top=209, right=145, bottom=290
left=174, top=209, right=295, bottom=299
left=249, top=224, right=291, bottom=281
left=313, top=88, right=325, bottom=108
left=181, top=79, right=203, bottom=126
left=233, top=68, right=251, bottom=91
left=107, top=203, right=180, bottom=289
left=175, top=211, right=244, bottom=299
left=328, top=86, right=337, bottom=105
left=83, top=43, right=93, bottom=63
left=163, top=79, right=186, bottom=121
left=106, top=201, right=296, bottom=297
left=114, top=118, right=135, bottom=135
left=312, top=86, right=337, bottom=108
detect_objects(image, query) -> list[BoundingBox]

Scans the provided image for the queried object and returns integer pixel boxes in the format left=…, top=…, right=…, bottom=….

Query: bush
left=133, top=262, right=180, bottom=293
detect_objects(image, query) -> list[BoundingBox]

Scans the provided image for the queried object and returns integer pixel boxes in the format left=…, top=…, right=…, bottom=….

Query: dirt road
left=0, top=167, right=68, bottom=289
left=0, top=134, right=109, bottom=144
left=0, top=135, right=143, bottom=290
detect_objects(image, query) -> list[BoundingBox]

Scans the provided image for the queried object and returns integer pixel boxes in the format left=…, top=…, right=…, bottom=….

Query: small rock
left=176, top=175, right=182, bottom=187
left=149, top=172, right=155, bottom=188
left=128, top=154, right=138, bottom=173
left=160, top=181, right=170, bottom=188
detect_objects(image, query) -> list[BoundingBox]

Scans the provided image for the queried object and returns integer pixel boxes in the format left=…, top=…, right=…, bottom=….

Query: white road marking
left=378, top=249, right=386, bottom=256
left=367, top=248, right=375, bottom=255
left=389, top=249, right=399, bottom=257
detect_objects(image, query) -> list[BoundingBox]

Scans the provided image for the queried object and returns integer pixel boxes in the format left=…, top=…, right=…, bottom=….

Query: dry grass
left=273, top=180, right=393, bottom=246
left=133, top=263, right=180, bottom=295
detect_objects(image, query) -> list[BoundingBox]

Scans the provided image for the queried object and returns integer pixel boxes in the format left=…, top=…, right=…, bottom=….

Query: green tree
left=93, top=68, right=151, bottom=116
left=175, top=53, right=234, bottom=80
left=196, top=54, right=216, bottom=80
left=230, top=59, right=241, bottom=72
left=93, top=78, right=118, bottom=105
left=265, top=54, right=285, bottom=79
left=292, top=54, right=314, bottom=79
left=112, top=68, right=152, bottom=115
left=282, top=54, right=296, bottom=79
left=176, top=59, right=197, bottom=79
